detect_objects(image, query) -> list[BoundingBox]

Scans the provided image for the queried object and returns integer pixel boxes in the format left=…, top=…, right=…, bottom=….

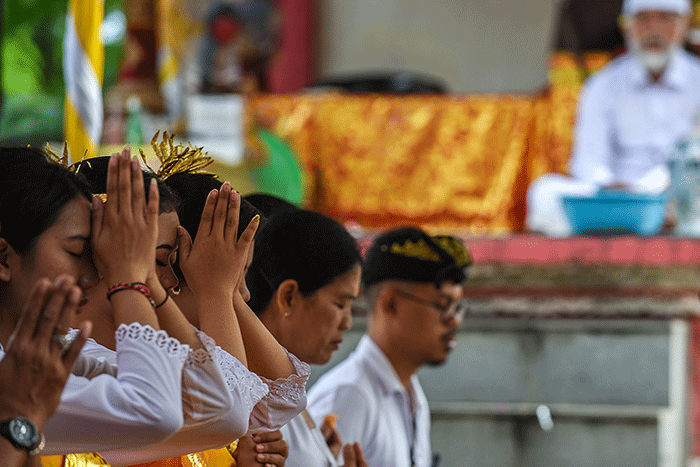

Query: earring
left=169, top=273, right=182, bottom=296
left=283, top=312, right=290, bottom=318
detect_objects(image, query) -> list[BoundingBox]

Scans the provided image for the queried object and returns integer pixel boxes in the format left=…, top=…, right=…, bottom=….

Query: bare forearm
left=149, top=282, right=204, bottom=350
left=233, top=293, right=294, bottom=379
left=109, top=290, right=160, bottom=329
left=0, top=439, right=27, bottom=467
left=23, top=454, right=39, bottom=467
left=197, top=293, right=247, bottom=365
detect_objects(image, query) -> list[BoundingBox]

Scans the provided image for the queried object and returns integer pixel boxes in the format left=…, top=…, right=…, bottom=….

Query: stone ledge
left=464, top=296, right=700, bottom=320
left=466, top=264, right=700, bottom=290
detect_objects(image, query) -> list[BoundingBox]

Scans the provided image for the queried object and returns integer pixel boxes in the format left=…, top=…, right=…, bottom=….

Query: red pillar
left=268, top=0, right=314, bottom=93
left=691, top=318, right=700, bottom=457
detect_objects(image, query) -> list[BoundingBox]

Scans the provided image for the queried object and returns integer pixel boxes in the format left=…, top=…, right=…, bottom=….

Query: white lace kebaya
left=89, top=326, right=310, bottom=466
left=12, top=323, right=191, bottom=455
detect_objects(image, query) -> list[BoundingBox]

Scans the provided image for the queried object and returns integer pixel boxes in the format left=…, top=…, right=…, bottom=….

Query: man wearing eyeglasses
left=307, top=227, right=470, bottom=467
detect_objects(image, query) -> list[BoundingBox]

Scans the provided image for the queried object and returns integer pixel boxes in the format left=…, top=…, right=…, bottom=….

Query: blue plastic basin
left=561, top=190, right=667, bottom=236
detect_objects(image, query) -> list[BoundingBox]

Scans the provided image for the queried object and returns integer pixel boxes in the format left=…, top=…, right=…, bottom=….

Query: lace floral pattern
left=115, top=323, right=189, bottom=363
left=260, top=349, right=310, bottom=404
left=215, top=347, right=270, bottom=411
left=187, top=327, right=218, bottom=366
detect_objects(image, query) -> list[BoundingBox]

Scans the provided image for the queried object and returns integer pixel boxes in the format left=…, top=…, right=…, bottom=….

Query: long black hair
left=246, top=209, right=362, bottom=315
left=0, top=146, right=92, bottom=254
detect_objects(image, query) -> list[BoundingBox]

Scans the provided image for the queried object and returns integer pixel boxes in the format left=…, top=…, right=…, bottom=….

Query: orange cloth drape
left=245, top=52, right=614, bottom=234
left=247, top=92, right=568, bottom=233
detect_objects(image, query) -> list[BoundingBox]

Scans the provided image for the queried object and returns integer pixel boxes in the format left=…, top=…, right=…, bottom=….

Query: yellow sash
left=124, top=442, right=238, bottom=467
left=40, top=442, right=237, bottom=467
left=41, top=453, right=111, bottom=467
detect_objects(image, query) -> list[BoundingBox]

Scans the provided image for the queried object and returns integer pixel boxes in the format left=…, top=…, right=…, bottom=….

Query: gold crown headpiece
left=44, top=132, right=215, bottom=181
left=139, top=131, right=216, bottom=180
left=44, top=133, right=215, bottom=203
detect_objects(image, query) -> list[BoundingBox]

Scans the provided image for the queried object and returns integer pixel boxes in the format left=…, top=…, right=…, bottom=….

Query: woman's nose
left=340, top=308, right=353, bottom=331
left=79, top=258, right=100, bottom=290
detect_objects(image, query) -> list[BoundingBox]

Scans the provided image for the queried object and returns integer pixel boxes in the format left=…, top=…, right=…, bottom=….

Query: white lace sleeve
left=180, top=327, right=234, bottom=427
left=249, top=349, right=310, bottom=431
left=39, top=323, right=188, bottom=455
left=215, top=346, right=269, bottom=410
left=102, top=331, right=271, bottom=465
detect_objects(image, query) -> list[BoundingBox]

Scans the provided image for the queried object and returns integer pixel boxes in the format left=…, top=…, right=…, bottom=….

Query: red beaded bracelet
left=107, top=282, right=157, bottom=311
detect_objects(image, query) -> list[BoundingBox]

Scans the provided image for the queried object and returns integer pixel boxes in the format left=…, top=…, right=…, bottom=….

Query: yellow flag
left=64, top=0, right=105, bottom=159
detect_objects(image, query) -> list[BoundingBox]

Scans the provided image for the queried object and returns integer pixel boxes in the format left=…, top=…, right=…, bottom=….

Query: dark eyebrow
left=337, top=293, right=358, bottom=301
left=156, top=244, right=173, bottom=250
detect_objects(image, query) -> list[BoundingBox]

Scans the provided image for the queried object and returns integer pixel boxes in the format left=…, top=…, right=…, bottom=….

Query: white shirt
left=15, top=323, right=190, bottom=455
left=281, top=411, right=339, bottom=467
left=307, top=335, right=432, bottom=467
left=570, top=50, right=700, bottom=189
left=90, top=328, right=310, bottom=465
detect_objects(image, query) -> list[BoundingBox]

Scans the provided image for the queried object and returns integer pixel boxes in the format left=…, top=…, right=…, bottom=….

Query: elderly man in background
left=527, top=0, right=700, bottom=236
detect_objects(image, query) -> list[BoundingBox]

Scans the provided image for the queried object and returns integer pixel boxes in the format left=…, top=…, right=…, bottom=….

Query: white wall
left=316, top=0, right=561, bottom=94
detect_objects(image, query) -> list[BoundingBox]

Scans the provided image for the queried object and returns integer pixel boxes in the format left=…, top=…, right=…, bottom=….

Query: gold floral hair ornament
left=43, top=142, right=92, bottom=170
left=43, top=142, right=70, bottom=168
left=139, top=131, right=216, bottom=180
left=44, top=143, right=105, bottom=202
left=385, top=239, right=441, bottom=262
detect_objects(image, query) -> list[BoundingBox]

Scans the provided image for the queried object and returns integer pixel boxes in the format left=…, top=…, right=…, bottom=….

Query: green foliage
left=1, top=0, right=124, bottom=142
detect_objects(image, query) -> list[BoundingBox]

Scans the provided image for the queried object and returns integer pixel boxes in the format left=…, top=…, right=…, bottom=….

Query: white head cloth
left=623, top=0, right=692, bottom=15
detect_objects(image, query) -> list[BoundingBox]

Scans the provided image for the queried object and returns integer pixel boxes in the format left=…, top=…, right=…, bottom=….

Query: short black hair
left=0, top=146, right=93, bottom=254
left=246, top=209, right=362, bottom=315
left=165, top=172, right=262, bottom=241
left=72, top=156, right=179, bottom=214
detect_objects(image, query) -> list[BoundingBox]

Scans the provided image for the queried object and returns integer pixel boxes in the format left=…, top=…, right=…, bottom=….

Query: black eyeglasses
left=394, top=290, right=468, bottom=322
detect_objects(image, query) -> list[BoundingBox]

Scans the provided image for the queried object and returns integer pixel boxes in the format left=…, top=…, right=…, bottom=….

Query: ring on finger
left=52, top=333, right=75, bottom=354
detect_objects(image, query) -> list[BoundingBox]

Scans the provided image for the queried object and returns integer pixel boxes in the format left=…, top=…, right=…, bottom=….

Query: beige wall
left=316, top=0, right=560, bottom=94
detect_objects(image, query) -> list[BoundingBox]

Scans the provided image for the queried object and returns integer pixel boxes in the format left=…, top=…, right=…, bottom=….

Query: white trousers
left=525, top=174, right=598, bottom=237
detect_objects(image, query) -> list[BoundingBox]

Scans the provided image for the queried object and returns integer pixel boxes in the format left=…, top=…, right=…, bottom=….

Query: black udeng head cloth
left=362, top=227, right=471, bottom=288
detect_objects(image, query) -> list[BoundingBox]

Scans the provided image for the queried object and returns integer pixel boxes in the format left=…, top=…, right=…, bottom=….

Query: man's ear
left=378, top=285, right=398, bottom=316
left=275, top=279, right=301, bottom=318
left=0, top=238, right=13, bottom=283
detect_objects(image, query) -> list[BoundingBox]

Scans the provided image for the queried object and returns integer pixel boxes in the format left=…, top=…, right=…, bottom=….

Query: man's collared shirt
left=307, top=335, right=431, bottom=467
left=569, top=50, right=700, bottom=188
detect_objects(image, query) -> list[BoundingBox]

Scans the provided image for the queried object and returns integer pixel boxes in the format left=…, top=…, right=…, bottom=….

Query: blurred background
left=4, top=0, right=700, bottom=465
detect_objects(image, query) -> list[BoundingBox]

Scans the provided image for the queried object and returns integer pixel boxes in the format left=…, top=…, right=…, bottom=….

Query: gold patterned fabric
left=41, top=444, right=237, bottom=467
left=247, top=94, right=536, bottom=233
left=314, top=95, right=534, bottom=233
left=243, top=55, right=618, bottom=233
left=126, top=443, right=237, bottom=467
left=41, top=453, right=111, bottom=467
left=248, top=93, right=324, bottom=209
